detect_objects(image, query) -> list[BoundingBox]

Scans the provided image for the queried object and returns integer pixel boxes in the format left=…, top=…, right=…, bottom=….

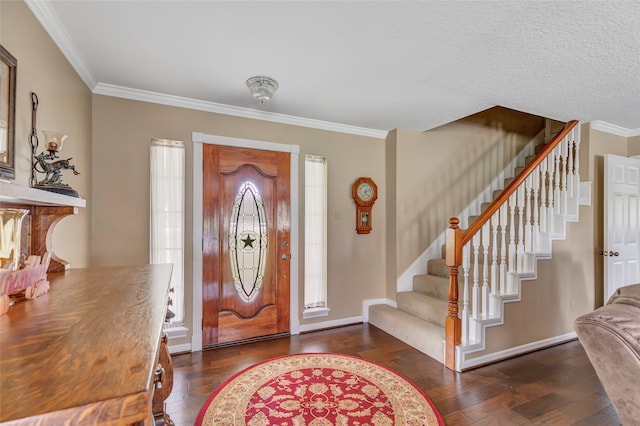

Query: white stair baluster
left=567, top=129, right=575, bottom=198
left=508, top=193, right=517, bottom=292
left=472, top=233, right=480, bottom=323
left=490, top=212, right=499, bottom=315
left=499, top=204, right=508, bottom=295
left=547, top=153, right=555, bottom=233
left=516, top=186, right=525, bottom=273
left=524, top=175, right=532, bottom=253
left=554, top=145, right=561, bottom=216
left=481, top=222, right=490, bottom=319
left=539, top=158, right=548, bottom=233
left=532, top=165, right=540, bottom=253
left=461, top=242, right=470, bottom=345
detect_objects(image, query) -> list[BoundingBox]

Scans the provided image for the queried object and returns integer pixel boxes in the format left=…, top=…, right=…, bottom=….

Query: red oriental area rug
left=195, top=353, right=445, bottom=426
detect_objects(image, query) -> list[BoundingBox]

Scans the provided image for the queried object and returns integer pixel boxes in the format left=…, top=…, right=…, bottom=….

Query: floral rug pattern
left=195, top=353, right=444, bottom=425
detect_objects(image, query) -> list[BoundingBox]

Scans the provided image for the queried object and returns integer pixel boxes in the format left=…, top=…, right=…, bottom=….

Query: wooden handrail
left=460, top=120, right=578, bottom=245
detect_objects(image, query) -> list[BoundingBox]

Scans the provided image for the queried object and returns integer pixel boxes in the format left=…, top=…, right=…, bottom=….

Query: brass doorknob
left=282, top=254, right=291, bottom=260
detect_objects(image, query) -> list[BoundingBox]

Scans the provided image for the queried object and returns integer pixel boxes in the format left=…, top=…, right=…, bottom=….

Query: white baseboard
left=458, top=331, right=577, bottom=371
left=165, top=326, right=189, bottom=340
left=299, top=316, right=363, bottom=333
left=169, top=342, right=192, bottom=355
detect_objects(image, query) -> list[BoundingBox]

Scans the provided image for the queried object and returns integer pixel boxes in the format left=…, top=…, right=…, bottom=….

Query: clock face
left=357, top=182, right=374, bottom=202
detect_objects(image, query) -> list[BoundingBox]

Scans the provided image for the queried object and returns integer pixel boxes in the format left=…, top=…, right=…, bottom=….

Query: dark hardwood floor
left=166, top=323, right=620, bottom=425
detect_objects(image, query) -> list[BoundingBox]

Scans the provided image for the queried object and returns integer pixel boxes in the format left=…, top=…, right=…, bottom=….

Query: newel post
left=445, top=217, right=462, bottom=370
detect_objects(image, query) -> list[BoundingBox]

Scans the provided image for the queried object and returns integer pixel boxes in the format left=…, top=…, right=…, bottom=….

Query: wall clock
left=352, top=177, right=377, bottom=234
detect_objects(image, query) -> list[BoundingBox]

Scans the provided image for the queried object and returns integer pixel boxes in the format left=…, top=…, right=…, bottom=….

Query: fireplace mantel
left=0, top=181, right=86, bottom=272
left=0, top=181, right=86, bottom=208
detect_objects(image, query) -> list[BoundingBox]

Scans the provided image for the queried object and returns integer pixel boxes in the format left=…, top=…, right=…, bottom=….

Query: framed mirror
left=0, top=45, right=16, bottom=180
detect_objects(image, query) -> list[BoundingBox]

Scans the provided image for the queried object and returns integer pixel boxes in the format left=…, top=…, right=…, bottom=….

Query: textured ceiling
left=27, top=1, right=640, bottom=136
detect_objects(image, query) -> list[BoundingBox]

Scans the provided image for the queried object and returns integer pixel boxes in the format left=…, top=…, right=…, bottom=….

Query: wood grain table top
left=0, top=264, right=173, bottom=425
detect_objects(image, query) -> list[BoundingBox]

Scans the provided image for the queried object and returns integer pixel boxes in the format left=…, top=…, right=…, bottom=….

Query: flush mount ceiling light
left=246, top=76, right=279, bottom=103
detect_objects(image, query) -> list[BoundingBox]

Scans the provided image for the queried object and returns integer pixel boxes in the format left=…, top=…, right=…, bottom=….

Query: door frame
left=191, top=132, right=300, bottom=351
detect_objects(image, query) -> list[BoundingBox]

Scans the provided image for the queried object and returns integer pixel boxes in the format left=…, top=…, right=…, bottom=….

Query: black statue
left=33, top=152, right=80, bottom=196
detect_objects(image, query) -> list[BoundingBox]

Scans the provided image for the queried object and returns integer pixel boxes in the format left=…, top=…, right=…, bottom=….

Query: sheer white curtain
left=150, top=139, right=185, bottom=326
left=304, top=155, right=327, bottom=310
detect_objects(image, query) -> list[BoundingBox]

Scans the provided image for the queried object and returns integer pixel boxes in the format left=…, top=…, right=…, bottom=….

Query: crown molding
left=591, top=121, right=640, bottom=138
left=24, top=0, right=96, bottom=89
left=93, top=83, right=388, bottom=139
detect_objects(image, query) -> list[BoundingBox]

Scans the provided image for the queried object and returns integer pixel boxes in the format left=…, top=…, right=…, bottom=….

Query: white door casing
left=604, top=154, right=640, bottom=300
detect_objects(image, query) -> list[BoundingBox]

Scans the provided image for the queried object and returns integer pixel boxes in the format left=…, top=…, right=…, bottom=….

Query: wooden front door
left=202, top=145, right=290, bottom=346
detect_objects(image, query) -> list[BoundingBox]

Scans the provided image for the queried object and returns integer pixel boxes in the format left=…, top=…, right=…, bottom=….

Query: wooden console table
left=0, top=264, right=174, bottom=425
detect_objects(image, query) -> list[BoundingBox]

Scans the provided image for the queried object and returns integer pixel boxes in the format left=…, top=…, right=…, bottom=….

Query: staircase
left=369, top=120, right=586, bottom=370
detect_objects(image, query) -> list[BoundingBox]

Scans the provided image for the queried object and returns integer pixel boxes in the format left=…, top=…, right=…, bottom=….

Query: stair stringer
left=396, top=130, right=545, bottom=292
left=455, top=181, right=592, bottom=371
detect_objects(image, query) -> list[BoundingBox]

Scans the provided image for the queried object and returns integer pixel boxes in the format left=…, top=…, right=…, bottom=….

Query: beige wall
left=628, top=135, right=640, bottom=156
left=1, top=1, right=92, bottom=267
left=391, top=108, right=544, bottom=279
left=92, top=95, right=387, bottom=346
left=385, top=130, right=398, bottom=298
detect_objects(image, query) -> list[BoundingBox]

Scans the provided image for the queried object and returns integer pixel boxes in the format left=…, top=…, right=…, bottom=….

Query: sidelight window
left=150, top=139, right=185, bottom=330
left=304, top=155, right=329, bottom=318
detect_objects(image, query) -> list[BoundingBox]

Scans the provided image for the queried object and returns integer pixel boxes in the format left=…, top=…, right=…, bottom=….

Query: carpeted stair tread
left=397, top=291, right=447, bottom=326
left=368, top=304, right=445, bottom=363
left=413, top=274, right=449, bottom=301
left=427, top=258, right=449, bottom=279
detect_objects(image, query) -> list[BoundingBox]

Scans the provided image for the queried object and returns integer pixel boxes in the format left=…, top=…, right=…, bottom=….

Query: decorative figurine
left=29, top=92, right=81, bottom=197
left=32, top=131, right=80, bottom=197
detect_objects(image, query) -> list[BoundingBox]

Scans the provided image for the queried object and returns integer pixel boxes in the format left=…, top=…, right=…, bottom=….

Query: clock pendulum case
left=352, top=177, right=378, bottom=234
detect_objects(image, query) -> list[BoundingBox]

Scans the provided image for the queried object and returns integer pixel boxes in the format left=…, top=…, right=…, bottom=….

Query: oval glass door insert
left=228, top=181, right=268, bottom=302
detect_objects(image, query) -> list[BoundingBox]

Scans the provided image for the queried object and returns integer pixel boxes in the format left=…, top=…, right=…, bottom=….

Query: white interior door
left=604, top=154, right=640, bottom=300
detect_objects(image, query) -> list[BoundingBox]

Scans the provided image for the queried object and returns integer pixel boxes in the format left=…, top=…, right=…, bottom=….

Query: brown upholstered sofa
left=574, top=284, right=640, bottom=425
